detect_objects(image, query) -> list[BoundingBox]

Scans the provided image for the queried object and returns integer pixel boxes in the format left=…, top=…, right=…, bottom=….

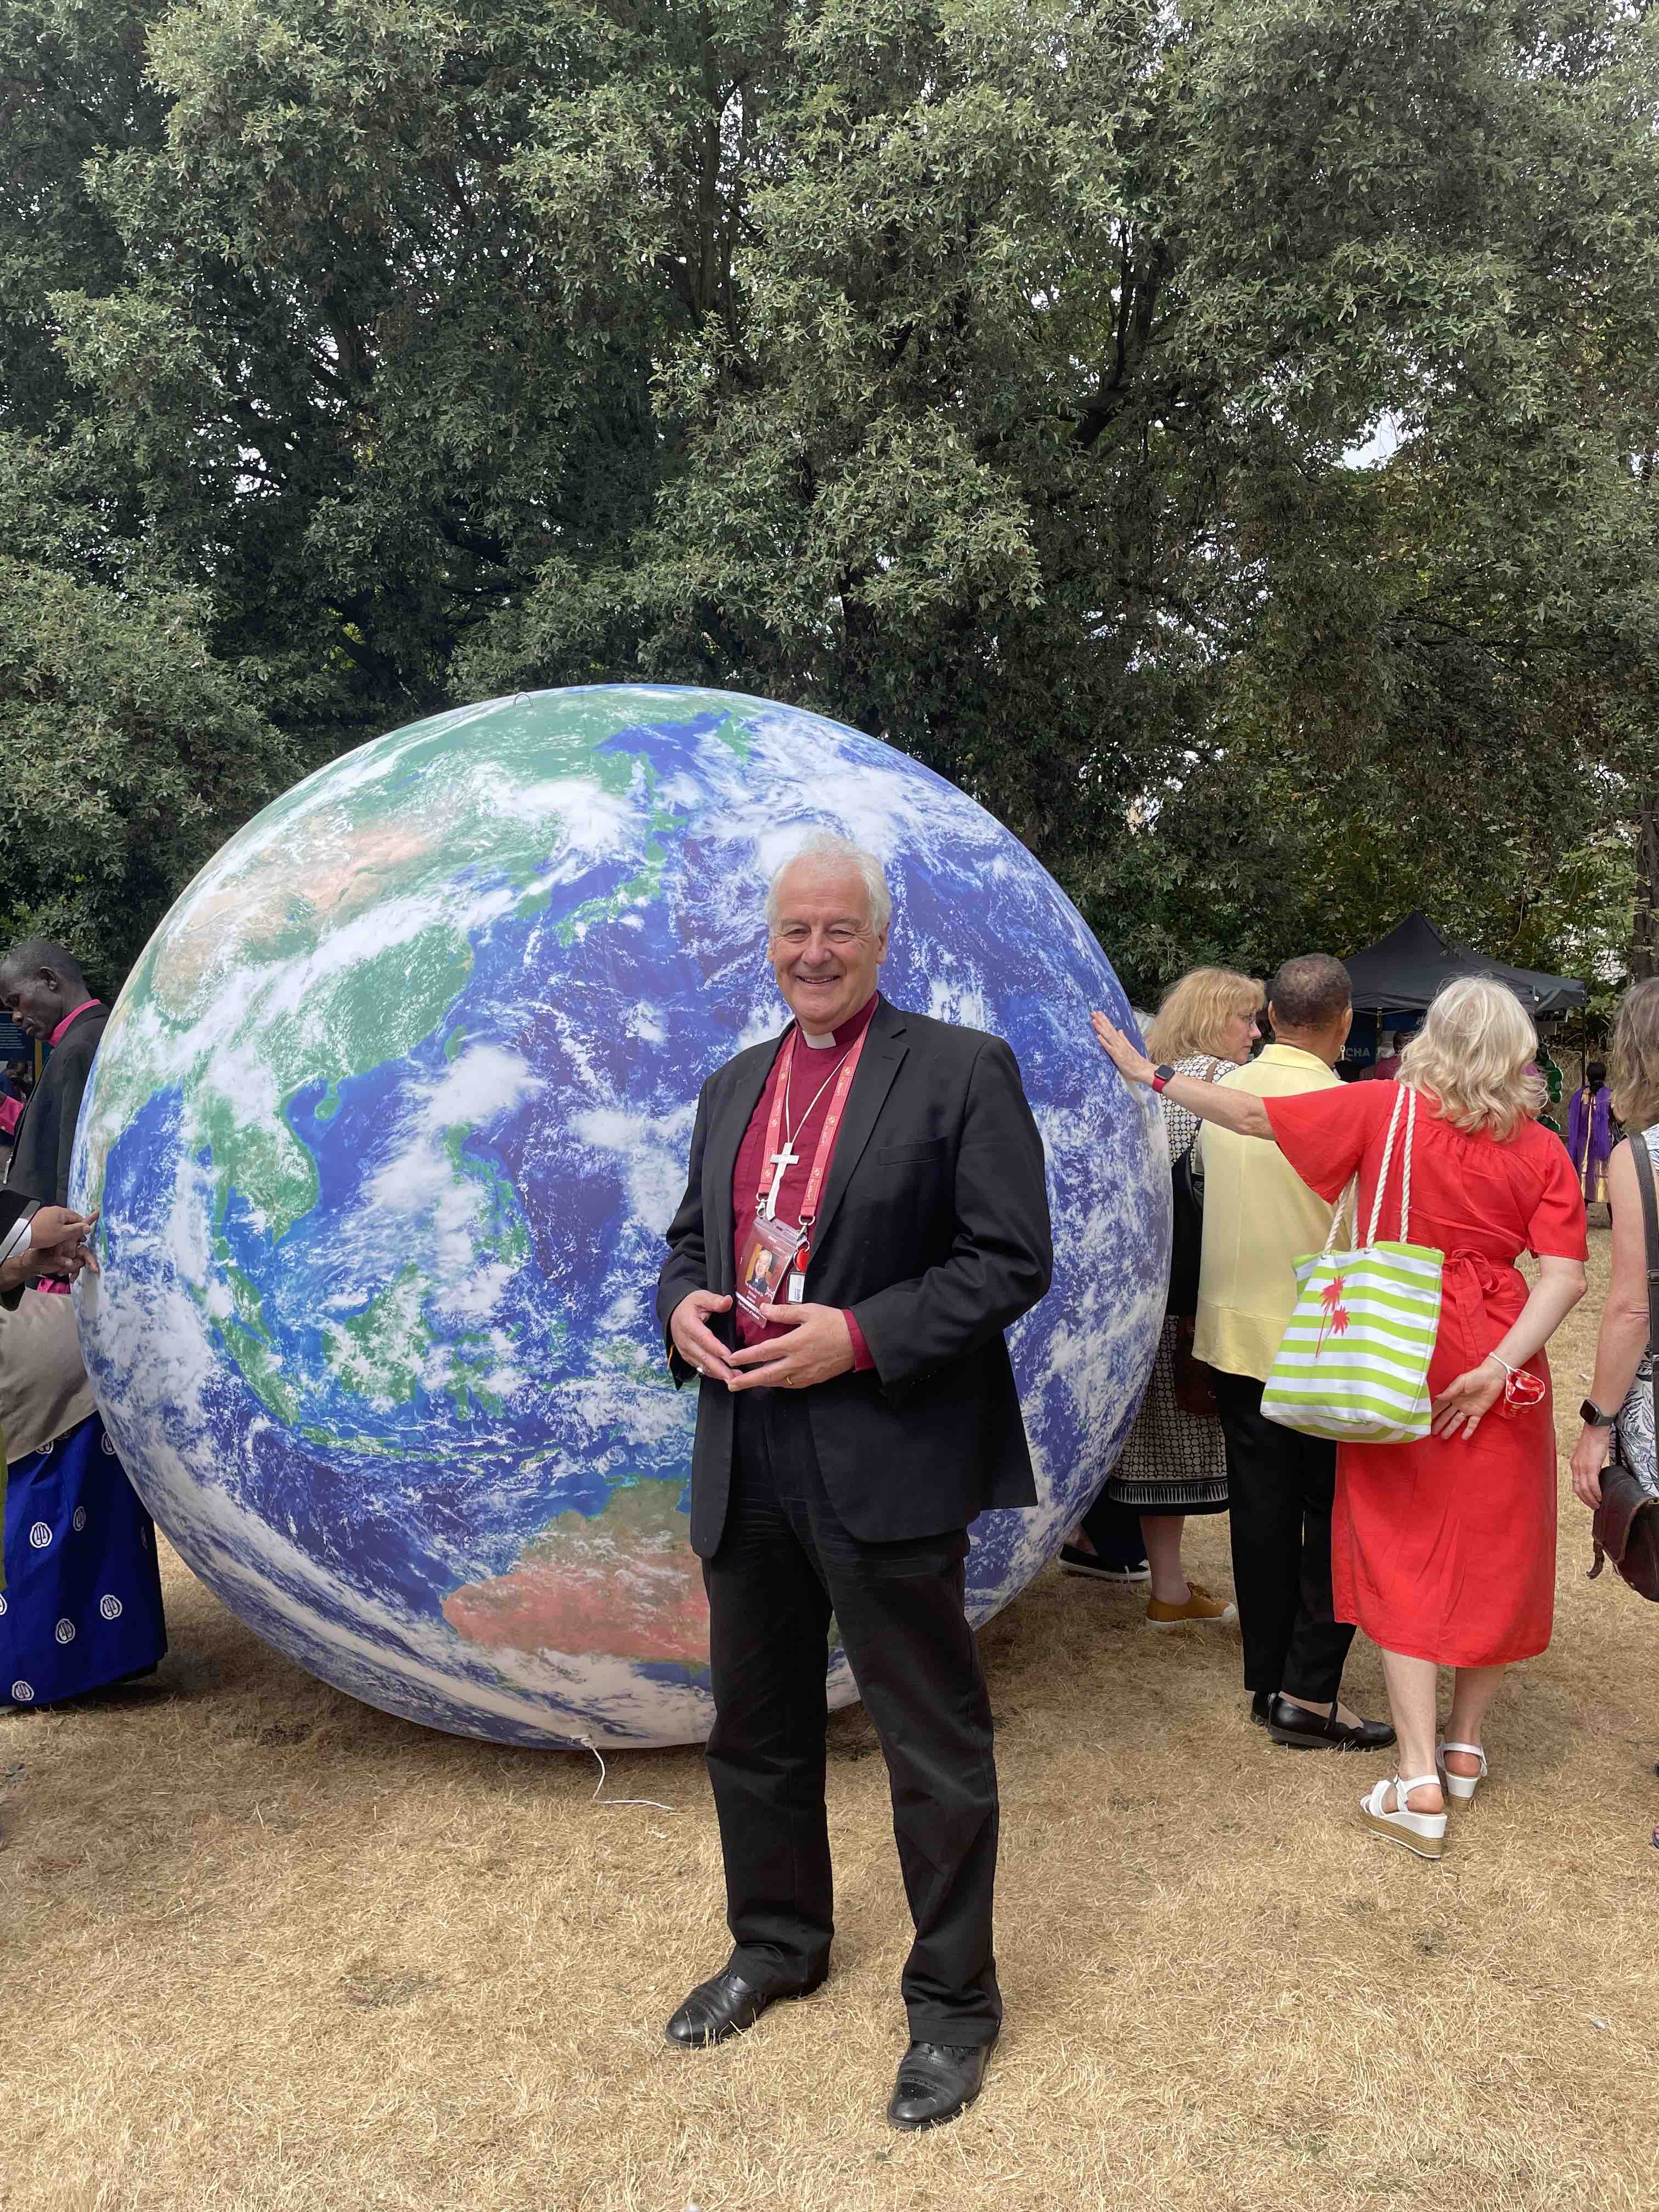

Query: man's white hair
left=765, top=831, right=891, bottom=935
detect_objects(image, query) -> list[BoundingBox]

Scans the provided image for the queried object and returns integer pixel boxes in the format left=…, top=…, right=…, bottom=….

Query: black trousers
left=1078, top=1491, right=1148, bottom=1565
left=702, top=1387, right=1002, bottom=2045
left=1214, top=1369, right=1354, bottom=1704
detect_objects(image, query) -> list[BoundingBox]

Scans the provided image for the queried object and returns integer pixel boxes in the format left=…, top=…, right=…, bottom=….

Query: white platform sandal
left=1361, top=1773, right=1447, bottom=1860
left=1436, top=1740, right=1488, bottom=1802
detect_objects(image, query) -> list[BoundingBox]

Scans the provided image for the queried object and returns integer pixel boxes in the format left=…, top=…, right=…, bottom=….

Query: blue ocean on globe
left=72, top=687, right=1167, bottom=1747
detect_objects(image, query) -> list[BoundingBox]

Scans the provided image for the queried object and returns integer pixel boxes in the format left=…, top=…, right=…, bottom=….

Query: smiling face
left=768, top=858, right=888, bottom=1035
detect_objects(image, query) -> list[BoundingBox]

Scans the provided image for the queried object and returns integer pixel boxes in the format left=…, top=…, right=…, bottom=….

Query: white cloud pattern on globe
left=72, top=687, right=1167, bottom=1748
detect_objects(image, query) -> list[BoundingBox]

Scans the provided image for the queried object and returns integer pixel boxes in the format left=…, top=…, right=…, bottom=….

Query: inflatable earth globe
left=72, top=687, right=1166, bottom=1748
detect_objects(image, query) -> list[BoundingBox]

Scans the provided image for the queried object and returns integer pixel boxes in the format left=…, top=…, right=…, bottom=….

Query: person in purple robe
left=1567, top=1059, right=1615, bottom=1206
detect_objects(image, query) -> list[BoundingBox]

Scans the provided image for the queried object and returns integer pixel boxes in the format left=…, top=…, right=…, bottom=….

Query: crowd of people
left=2, top=845, right=1655, bottom=2136
left=1088, top=963, right=1659, bottom=1861
left=654, top=835, right=1658, bottom=2128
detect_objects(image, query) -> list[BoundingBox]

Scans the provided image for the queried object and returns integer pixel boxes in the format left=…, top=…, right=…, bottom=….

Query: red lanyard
left=754, top=1026, right=871, bottom=1252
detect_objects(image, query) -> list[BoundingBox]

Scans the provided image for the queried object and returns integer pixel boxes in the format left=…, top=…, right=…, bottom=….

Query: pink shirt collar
left=48, top=998, right=100, bottom=1048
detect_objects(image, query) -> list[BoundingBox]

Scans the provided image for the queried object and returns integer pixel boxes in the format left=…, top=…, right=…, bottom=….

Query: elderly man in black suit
left=657, top=831, right=1052, bottom=2130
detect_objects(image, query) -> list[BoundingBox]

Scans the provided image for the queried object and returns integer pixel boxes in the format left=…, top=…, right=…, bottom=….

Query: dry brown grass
left=4, top=1224, right=1656, bottom=2212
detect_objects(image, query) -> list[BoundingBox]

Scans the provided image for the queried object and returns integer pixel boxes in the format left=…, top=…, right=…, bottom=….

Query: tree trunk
left=1634, top=783, right=1659, bottom=983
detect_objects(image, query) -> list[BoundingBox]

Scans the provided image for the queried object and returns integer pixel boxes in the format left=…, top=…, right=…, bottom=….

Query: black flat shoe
left=887, top=2037, right=995, bottom=2130
left=1266, top=1694, right=1396, bottom=1752
left=663, top=1963, right=825, bottom=2049
left=1060, top=1544, right=1150, bottom=1584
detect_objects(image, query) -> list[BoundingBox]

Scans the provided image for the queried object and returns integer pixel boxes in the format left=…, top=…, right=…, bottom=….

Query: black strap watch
left=1580, top=1398, right=1617, bottom=1428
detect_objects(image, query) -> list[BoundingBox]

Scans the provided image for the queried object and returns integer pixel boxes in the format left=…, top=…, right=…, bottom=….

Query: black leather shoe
left=1250, top=1690, right=1274, bottom=1727
left=1060, top=1543, right=1150, bottom=1584
left=1266, top=1694, right=1396, bottom=1752
left=664, top=1963, right=824, bottom=2049
left=887, top=2038, right=995, bottom=2130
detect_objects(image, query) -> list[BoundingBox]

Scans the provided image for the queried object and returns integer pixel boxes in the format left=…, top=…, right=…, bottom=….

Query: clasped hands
left=0, top=1205, right=101, bottom=1296
left=669, top=1289, right=855, bottom=1392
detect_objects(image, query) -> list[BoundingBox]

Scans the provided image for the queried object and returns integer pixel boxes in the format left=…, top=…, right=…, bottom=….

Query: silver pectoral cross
left=764, top=1142, right=799, bottom=1220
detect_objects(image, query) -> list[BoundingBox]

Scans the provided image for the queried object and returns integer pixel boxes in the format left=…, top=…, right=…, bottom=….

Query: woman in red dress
left=1092, top=977, right=1587, bottom=1860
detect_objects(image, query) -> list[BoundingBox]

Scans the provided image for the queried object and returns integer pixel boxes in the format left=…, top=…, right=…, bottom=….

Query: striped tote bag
left=1261, top=1086, right=1443, bottom=1444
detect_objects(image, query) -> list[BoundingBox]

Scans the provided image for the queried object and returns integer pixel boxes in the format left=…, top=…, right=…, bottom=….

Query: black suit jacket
left=657, top=996, right=1053, bottom=1556
left=4, top=1003, right=107, bottom=1206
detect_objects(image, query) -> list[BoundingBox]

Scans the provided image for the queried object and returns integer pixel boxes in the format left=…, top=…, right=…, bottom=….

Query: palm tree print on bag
left=1317, top=1276, right=1351, bottom=1357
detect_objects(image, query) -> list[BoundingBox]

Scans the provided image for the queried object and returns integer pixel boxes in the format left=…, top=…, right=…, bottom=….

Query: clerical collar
left=48, top=997, right=101, bottom=1048
left=797, top=992, right=879, bottom=1051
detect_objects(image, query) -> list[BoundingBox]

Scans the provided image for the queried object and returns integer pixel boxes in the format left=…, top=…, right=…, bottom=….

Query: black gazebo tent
left=1344, top=911, right=1586, bottom=1019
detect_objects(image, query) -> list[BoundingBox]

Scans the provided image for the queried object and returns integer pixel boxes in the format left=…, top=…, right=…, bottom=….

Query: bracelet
left=1483, top=1351, right=1519, bottom=1379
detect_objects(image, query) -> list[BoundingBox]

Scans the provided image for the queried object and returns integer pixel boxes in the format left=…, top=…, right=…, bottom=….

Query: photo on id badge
left=737, top=1214, right=800, bottom=1321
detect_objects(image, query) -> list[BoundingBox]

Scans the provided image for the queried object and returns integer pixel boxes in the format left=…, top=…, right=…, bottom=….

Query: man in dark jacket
left=0, top=941, right=108, bottom=1205
left=657, top=832, right=1052, bottom=2130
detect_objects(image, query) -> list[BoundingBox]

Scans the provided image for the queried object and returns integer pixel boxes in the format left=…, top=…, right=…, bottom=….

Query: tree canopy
left=2, top=0, right=1654, bottom=999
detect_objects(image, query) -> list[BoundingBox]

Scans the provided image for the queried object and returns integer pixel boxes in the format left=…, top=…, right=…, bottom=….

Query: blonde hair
left=1609, top=976, right=1659, bottom=1132
left=1398, top=975, right=1537, bottom=1140
left=1146, top=967, right=1264, bottom=1064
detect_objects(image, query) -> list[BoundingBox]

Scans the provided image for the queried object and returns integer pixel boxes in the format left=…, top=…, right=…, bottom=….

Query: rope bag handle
left=1365, top=1084, right=1415, bottom=1246
left=1320, top=1084, right=1415, bottom=1257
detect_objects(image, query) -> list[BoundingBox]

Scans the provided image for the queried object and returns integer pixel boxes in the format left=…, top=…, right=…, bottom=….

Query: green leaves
left=0, top=0, right=1655, bottom=992
left=0, top=552, right=296, bottom=983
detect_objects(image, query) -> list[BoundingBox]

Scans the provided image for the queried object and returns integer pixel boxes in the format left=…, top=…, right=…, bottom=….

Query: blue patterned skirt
left=1, top=1412, right=167, bottom=1705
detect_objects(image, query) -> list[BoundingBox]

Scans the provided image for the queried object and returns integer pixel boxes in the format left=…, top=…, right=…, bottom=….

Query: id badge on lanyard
left=735, top=1024, right=870, bottom=1322
left=736, top=1212, right=805, bottom=1320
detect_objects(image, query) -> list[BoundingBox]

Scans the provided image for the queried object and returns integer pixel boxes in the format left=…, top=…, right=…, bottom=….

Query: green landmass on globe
left=74, top=687, right=1164, bottom=1747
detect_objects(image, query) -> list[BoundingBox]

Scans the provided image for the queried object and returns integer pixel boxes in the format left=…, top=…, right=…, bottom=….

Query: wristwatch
left=1150, top=1064, right=1177, bottom=1093
left=1580, top=1398, right=1617, bottom=1427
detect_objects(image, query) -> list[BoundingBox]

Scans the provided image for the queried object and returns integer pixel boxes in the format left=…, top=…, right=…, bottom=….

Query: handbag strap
left=1321, top=1177, right=1358, bottom=1258
left=1364, top=1084, right=1415, bottom=1248
left=1630, top=1131, right=1659, bottom=1365
left=1174, top=1055, right=1229, bottom=1170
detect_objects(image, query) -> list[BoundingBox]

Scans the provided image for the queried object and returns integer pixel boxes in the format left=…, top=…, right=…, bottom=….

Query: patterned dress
left=1104, top=1055, right=1237, bottom=1516
left=1618, top=1126, right=1658, bottom=1498
left=1, top=1288, right=166, bottom=1705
